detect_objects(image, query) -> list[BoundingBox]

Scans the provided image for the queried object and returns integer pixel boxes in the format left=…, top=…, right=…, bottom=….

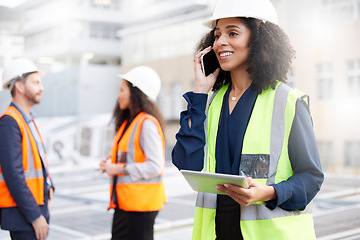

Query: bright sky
left=0, top=0, right=26, bottom=8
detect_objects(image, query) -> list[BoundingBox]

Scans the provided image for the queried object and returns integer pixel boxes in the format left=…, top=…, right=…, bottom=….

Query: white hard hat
left=2, top=58, right=38, bottom=90
left=118, top=66, right=161, bottom=101
left=203, top=0, right=278, bottom=28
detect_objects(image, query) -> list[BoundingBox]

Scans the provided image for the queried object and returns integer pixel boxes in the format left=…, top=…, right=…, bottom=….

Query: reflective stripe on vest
left=0, top=106, right=45, bottom=207
left=109, top=112, right=166, bottom=212
left=192, top=82, right=316, bottom=240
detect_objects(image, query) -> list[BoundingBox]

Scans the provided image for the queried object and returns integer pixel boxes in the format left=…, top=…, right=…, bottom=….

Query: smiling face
left=213, top=17, right=251, bottom=73
left=118, top=79, right=131, bottom=110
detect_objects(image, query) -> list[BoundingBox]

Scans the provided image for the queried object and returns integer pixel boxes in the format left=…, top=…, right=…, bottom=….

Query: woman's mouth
left=219, top=52, right=233, bottom=60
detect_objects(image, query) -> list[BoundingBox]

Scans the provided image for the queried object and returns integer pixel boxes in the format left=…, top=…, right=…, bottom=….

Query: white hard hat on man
left=118, top=66, right=161, bottom=101
left=203, top=0, right=278, bottom=29
left=2, top=58, right=38, bottom=90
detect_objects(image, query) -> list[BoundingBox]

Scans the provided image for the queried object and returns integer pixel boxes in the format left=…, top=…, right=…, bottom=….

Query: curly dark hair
left=111, top=81, right=165, bottom=132
left=196, top=18, right=295, bottom=93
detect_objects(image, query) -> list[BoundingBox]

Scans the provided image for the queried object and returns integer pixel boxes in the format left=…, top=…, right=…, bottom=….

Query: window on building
left=25, top=28, right=60, bottom=49
left=344, top=141, right=360, bottom=167
left=0, top=56, right=4, bottom=68
left=322, top=0, right=360, bottom=22
left=88, top=0, right=121, bottom=9
left=157, top=88, right=171, bottom=120
left=318, top=141, right=334, bottom=169
left=316, top=63, right=333, bottom=99
left=122, top=18, right=207, bottom=65
left=89, top=23, right=120, bottom=40
left=12, top=39, right=23, bottom=47
left=171, top=83, right=184, bottom=120
left=346, top=59, right=360, bottom=97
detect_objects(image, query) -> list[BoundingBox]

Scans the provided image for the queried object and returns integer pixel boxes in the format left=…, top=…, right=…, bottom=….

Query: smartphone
left=201, top=49, right=220, bottom=76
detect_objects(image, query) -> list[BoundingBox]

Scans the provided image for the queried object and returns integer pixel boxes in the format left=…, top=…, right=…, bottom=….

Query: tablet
left=180, top=170, right=248, bottom=195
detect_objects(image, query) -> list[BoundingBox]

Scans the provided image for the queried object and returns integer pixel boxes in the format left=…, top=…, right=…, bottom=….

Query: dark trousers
left=10, top=230, right=37, bottom=240
left=111, top=208, right=158, bottom=240
left=215, top=195, right=243, bottom=240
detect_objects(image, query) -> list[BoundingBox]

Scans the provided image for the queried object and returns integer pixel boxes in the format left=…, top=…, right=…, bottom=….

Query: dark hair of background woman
left=111, top=81, right=165, bottom=132
left=196, top=17, right=295, bottom=93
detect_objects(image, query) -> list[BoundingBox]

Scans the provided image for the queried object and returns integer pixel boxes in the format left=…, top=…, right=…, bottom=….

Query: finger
left=44, top=228, right=49, bottom=239
left=37, top=228, right=43, bottom=240
left=216, top=184, right=236, bottom=196
left=224, top=183, right=248, bottom=191
left=209, top=68, right=220, bottom=78
left=194, top=46, right=212, bottom=63
left=217, top=185, right=246, bottom=205
left=95, top=168, right=105, bottom=173
left=41, top=226, right=49, bottom=240
left=246, top=177, right=252, bottom=186
left=195, top=46, right=212, bottom=57
left=235, top=197, right=251, bottom=207
left=35, top=231, right=40, bottom=240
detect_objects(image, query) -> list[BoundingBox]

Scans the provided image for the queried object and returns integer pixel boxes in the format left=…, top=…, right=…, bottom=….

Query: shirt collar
left=10, top=102, right=35, bottom=123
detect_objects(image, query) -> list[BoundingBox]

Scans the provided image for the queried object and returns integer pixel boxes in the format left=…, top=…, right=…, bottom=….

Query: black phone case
left=202, top=50, right=220, bottom=76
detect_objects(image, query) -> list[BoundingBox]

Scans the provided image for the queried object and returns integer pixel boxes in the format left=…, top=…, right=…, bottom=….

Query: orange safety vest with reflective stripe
left=109, top=112, right=166, bottom=212
left=0, top=106, right=47, bottom=207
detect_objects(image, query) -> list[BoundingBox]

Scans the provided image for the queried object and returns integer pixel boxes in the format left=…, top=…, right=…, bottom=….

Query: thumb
left=246, top=177, right=252, bottom=185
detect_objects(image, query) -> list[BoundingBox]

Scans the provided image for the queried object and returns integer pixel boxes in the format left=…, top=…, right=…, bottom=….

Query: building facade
left=119, top=0, right=360, bottom=173
left=285, top=0, right=360, bottom=174
left=0, top=7, right=24, bottom=108
left=1, top=0, right=359, bottom=172
left=0, top=0, right=123, bottom=116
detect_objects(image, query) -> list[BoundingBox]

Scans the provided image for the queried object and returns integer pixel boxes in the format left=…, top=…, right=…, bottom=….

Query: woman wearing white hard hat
left=98, top=66, right=166, bottom=240
left=172, top=0, right=323, bottom=239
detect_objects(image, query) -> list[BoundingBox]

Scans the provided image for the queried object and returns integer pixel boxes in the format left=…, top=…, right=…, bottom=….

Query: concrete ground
left=1, top=160, right=360, bottom=240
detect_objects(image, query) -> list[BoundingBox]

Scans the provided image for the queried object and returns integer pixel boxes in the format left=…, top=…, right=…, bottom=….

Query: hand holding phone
left=201, top=49, right=220, bottom=76
left=193, top=46, right=220, bottom=94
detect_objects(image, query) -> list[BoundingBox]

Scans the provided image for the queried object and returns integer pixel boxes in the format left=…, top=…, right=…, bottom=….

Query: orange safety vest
left=109, top=112, right=166, bottom=212
left=0, top=106, right=47, bottom=207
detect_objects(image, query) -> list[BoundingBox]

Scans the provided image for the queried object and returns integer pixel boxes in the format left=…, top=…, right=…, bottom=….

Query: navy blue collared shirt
left=215, top=84, right=257, bottom=175
left=13, top=103, right=52, bottom=193
left=172, top=86, right=324, bottom=211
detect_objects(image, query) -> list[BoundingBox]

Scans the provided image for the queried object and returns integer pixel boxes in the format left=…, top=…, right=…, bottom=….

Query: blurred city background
left=0, top=0, right=360, bottom=239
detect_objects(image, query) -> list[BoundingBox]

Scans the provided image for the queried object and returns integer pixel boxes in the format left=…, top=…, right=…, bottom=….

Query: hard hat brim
left=202, top=15, right=278, bottom=29
left=117, top=74, right=137, bottom=87
left=202, top=0, right=278, bottom=28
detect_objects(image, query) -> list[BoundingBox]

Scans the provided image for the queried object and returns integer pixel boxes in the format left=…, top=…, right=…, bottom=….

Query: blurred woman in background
left=99, top=66, right=166, bottom=240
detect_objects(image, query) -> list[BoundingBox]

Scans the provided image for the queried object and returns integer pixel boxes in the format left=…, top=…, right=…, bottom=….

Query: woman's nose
left=215, top=35, right=228, bottom=47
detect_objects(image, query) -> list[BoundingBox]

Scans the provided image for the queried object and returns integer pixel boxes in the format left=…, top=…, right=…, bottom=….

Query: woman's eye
left=214, top=34, right=220, bottom=39
left=229, top=32, right=238, bottom=37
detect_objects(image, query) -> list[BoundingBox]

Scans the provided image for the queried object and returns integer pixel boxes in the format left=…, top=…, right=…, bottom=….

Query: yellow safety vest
left=193, top=82, right=316, bottom=240
left=0, top=106, right=46, bottom=208
left=108, top=112, right=166, bottom=212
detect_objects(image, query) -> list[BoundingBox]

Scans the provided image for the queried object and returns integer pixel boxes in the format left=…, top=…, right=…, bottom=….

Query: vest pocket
left=240, top=154, right=270, bottom=178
